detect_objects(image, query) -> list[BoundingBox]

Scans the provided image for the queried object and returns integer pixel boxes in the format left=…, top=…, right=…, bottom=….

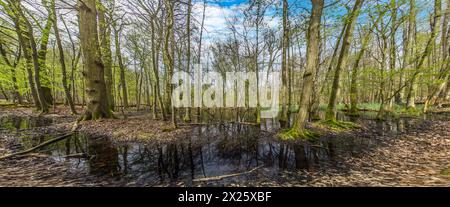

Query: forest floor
left=0, top=104, right=449, bottom=186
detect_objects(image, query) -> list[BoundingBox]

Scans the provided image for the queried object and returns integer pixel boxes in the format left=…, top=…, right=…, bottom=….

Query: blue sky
left=194, top=0, right=435, bottom=50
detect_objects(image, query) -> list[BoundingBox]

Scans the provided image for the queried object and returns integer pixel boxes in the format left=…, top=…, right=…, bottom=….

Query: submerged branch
left=193, top=166, right=263, bottom=182
left=0, top=133, right=74, bottom=160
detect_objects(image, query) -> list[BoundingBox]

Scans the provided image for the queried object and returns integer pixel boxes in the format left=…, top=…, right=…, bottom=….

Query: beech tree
left=77, top=0, right=112, bottom=120
left=280, top=0, right=324, bottom=139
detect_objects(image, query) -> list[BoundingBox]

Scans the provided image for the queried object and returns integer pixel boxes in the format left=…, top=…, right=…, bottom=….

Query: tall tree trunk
left=408, top=0, right=442, bottom=111
left=196, top=0, right=206, bottom=123
left=389, top=0, right=399, bottom=106
left=163, top=0, right=176, bottom=127
left=61, top=15, right=80, bottom=106
left=0, top=39, right=23, bottom=104
left=280, top=0, right=289, bottom=127
left=405, top=0, right=417, bottom=109
left=113, top=25, right=128, bottom=108
left=6, top=0, right=42, bottom=111
left=350, top=25, right=376, bottom=114
left=98, top=2, right=115, bottom=111
left=150, top=18, right=166, bottom=119
left=77, top=0, right=112, bottom=120
left=434, top=0, right=449, bottom=106
left=291, top=0, right=324, bottom=132
left=317, top=23, right=347, bottom=111
left=423, top=0, right=448, bottom=112
left=37, top=0, right=54, bottom=87
left=398, top=14, right=409, bottom=104
left=254, top=3, right=263, bottom=124
left=32, top=0, right=56, bottom=112
left=326, top=0, right=364, bottom=120
left=377, top=29, right=389, bottom=119
left=184, top=0, right=192, bottom=122
left=51, top=0, right=76, bottom=114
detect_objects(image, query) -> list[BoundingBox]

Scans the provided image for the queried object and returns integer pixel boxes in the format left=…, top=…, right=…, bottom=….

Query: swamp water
left=0, top=113, right=426, bottom=185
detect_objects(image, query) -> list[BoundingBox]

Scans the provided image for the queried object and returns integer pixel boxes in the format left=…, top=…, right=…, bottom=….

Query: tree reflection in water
left=4, top=113, right=424, bottom=185
left=87, top=136, right=119, bottom=176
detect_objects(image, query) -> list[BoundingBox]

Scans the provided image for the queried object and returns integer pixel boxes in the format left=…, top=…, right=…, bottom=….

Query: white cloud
left=192, top=2, right=280, bottom=47
left=193, top=2, right=237, bottom=40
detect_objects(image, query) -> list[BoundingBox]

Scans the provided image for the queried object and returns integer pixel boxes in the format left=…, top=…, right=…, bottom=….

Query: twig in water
left=193, top=166, right=264, bottom=182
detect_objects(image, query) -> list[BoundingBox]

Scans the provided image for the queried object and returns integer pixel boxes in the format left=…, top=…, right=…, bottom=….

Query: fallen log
left=0, top=133, right=74, bottom=160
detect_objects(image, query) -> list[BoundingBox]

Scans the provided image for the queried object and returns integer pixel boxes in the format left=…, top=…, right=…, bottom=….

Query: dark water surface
left=0, top=112, right=435, bottom=185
